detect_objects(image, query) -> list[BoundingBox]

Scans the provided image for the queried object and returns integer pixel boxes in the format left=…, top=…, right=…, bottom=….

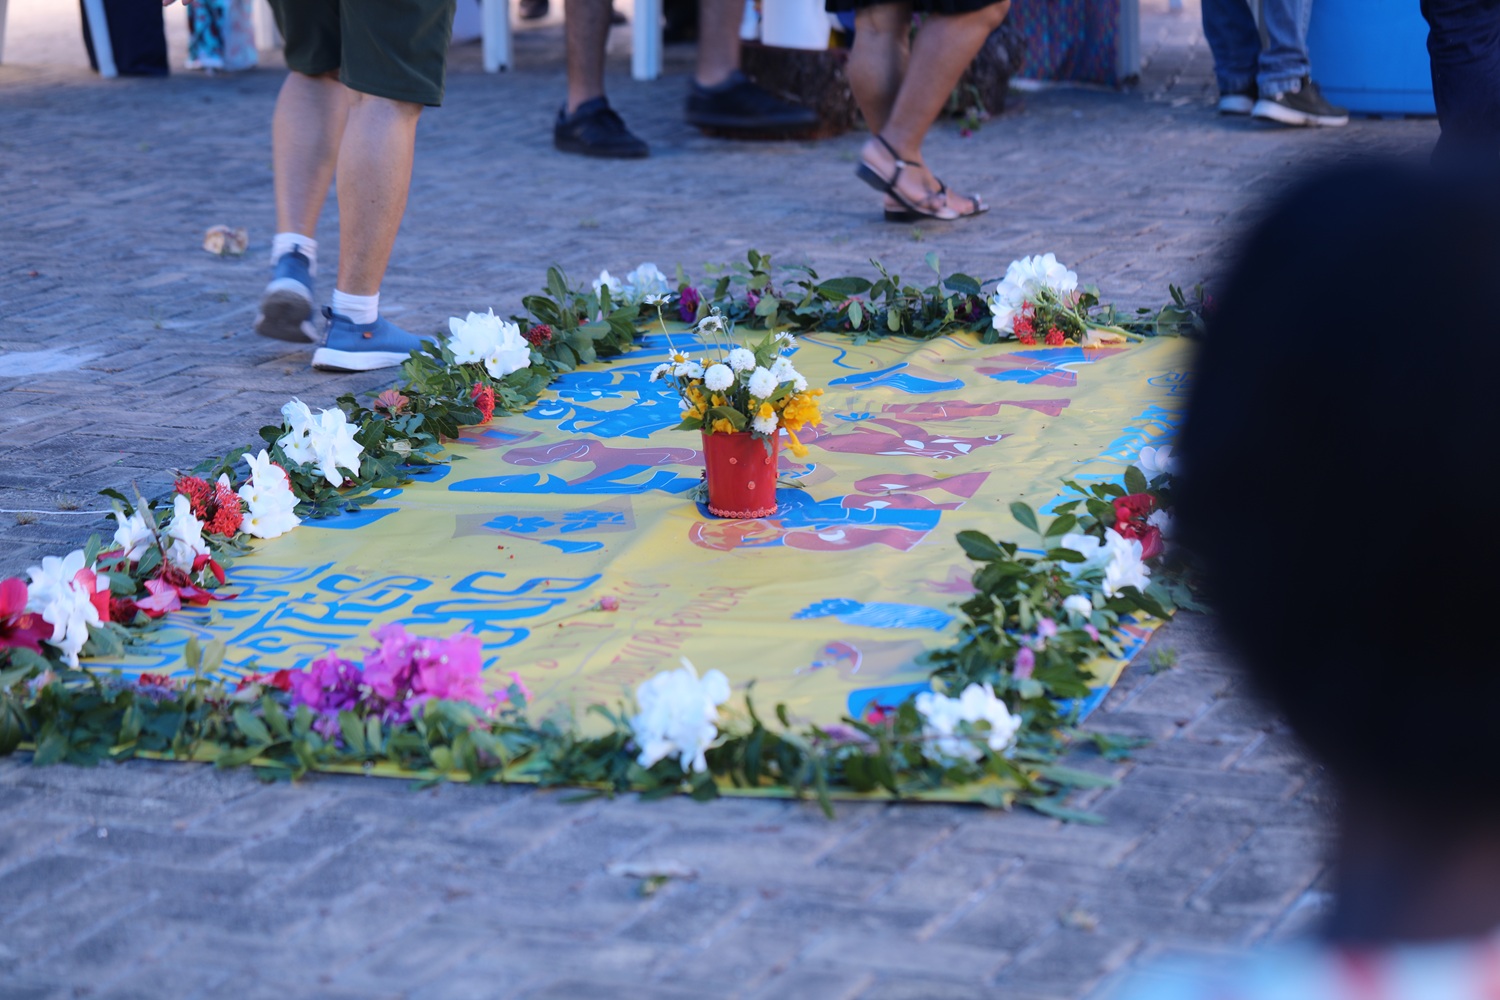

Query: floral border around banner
left=0, top=252, right=1203, bottom=820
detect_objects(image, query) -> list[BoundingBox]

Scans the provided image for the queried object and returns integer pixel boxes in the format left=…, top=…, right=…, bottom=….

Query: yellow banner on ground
left=96, top=332, right=1192, bottom=729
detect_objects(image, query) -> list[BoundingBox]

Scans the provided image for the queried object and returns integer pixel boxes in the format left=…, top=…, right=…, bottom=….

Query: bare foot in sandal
left=857, top=135, right=959, bottom=221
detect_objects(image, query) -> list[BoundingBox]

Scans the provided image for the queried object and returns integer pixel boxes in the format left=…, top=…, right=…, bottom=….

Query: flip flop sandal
left=856, top=135, right=959, bottom=221
left=932, top=177, right=989, bottom=218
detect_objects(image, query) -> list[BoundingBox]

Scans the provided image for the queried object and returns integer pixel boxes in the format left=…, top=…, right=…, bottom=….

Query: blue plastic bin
left=1306, top=0, right=1436, bottom=116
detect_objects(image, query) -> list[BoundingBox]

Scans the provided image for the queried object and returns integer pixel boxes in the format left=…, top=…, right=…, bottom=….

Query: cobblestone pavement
left=1, top=2, right=1433, bottom=996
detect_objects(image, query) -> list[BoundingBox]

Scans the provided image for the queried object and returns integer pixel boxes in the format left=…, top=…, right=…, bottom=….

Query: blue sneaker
left=255, top=249, right=318, bottom=343
left=311, top=309, right=433, bottom=371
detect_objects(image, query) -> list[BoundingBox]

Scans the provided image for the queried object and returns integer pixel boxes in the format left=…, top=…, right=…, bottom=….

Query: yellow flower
left=711, top=393, right=727, bottom=408
left=781, top=389, right=823, bottom=432
left=757, top=400, right=775, bottom=420
left=711, top=418, right=736, bottom=435
left=686, top=386, right=705, bottom=405
left=785, top=427, right=808, bottom=458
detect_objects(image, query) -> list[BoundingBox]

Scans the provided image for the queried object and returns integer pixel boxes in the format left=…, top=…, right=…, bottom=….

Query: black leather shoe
left=685, top=71, right=820, bottom=135
left=554, top=97, right=650, bottom=159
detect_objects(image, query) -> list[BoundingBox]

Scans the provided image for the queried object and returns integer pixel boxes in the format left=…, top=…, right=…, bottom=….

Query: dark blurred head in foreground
left=1177, top=160, right=1500, bottom=945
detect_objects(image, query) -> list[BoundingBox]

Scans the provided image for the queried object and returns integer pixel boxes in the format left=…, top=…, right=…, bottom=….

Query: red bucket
left=702, top=431, right=779, bottom=519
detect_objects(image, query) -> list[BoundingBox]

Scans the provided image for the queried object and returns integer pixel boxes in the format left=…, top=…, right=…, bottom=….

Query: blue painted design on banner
left=544, top=539, right=605, bottom=553
left=452, top=467, right=700, bottom=496
left=829, top=363, right=964, bottom=394
left=794, top=598, right=953, bottom=631
left=524, top=363, right=683, bottom=439
left=847, top=682, right=931, bottom=719
left=302, top=508, right=399, bottom=531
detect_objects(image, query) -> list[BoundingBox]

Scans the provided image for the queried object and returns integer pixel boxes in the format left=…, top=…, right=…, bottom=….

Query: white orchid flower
left=630, top=659, right=732, bottom=773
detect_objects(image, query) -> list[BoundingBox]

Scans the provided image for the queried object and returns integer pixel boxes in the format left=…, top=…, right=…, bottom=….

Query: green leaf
left=705, top=406, right=747, bottom=431
left=1028, top=796, right=1105, bottom=825
left=1044, top=513, right=1078, bottom=539
left=848, top=300, right=864, bottom=329
left=232, top=707, right=272, bottom=746
left=1034, top=764, right=1117, bottom=790
left=944, top=273, right=982, bottom=296
left=1123, top=466, right=1149, bottom=496
left=816, top=276, right=873, bottom=299
left=1009, top=502, right=1040, bottom=535
left=955, top=530, right=1006, bottom=562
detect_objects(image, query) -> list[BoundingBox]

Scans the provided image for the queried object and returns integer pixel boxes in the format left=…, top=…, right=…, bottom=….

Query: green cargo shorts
left=268, top=0, right=458, bottom=107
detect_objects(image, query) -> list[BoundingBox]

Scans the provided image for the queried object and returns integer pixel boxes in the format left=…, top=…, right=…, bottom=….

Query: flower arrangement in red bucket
left=651, top=311, right=823, bottom=519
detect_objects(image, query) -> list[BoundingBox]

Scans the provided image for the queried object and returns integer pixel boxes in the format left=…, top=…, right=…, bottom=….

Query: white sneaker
left=1218, top=91, right=1256, bottom=116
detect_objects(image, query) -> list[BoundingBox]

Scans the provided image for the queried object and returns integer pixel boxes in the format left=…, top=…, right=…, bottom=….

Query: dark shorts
left=268, top=0, right=457, bottom=107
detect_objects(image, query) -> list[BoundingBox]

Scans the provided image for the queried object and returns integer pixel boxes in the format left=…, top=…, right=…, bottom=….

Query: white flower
left=774, top=331, right=797, bottom=348
left=111, top=509, right=155, bottom=562
left=987, top=253, right=1079, bottom=333
left=1062, top=529, right=1152, bottom=598
left=162, top=494, right=211, bottom=572
left=1062, top=594, right=1093, bottom=619
left=915, top=683, right=1021, bottom=763
left=25, top=550, right=108, bottom=667
left=697, top=312, right=727, bottom=337
left=592, top=269, right=623, bottom=301
left=650, top=363, right=672, bottom=382
left=1138, top=445, right=1176, bottom=480
left=624, top=262, right=671, bottom=305
left=447, top=309, right=530, bottom=378
left=1146, top=508, right=1175, bottom=540
left=792, top=373, right=809, bottom=393
left=748, top=367, right=777, bottom=399
left=769, top=356, right=796, bottom=381
left=630, top=658, right=732, bottom=773
left=238, top=450, right=301, bottom=539
left=1100, top=529, right=1151, bottom=598
left=276, top=400, right=364, bottom=488
left=751, top=412, right=778, bottom=436
left=726, top=348, right=756, bottom=372
left=703, top=364, right=735, bottom=392
left=673, top=361, right=704, bottom=380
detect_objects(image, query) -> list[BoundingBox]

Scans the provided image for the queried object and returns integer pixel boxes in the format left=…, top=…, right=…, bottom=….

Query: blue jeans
left=1201, top=0, right=1312, bottom=98
left=1422, top=0, right=1500, bottom=163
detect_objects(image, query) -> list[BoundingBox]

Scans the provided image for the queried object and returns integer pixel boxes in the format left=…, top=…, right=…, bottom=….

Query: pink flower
left=599, top=596, right=620, bottom=612
left=0, top=578, right=49, bottom=653
left=1036, top=617, right=1057, bottom=640
left=1084, top=624, right=1101, bottom=642
left=1015, top=646, right=1035, bottom=680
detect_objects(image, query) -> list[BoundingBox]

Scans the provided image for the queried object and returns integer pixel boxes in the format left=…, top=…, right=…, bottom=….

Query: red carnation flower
left=471, top=383, right=496, bottom=423
left=525, top=324, right=554, bottom=348
left=1044, top=327, right=1066, bottom=346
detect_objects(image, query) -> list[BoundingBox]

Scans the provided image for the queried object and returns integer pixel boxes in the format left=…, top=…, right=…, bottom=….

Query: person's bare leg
left=862, top=1, right=1010, bottom=214
left=848, top=3, right=910, bottom=134
left=565, top=0, right=612, bottom=113
left=695, top=0, right=741, bottom=87
left=272, top=70, right=349, bottom=237
left=333, top=92, right=423, bottom=297
left=848, top=3, right=912, bottom=211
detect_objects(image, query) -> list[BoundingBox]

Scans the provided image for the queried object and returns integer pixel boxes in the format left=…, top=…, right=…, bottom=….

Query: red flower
left=1137, top=525, right=1164, bottom=561
left=1044, top=327, right=1065, bottom=346
left=864, top=701, right=896, bottom=725
left=1013, top=304, right=1037, bottom=343
left=175, top=475, right=243, bottom=537
left=470, top=383, right=496, bottom=423
left=0, top=577, right=50, bottom=653
left=525, top=324, right=554, bottom=348
left=236, top=669, right=293, bottom=692
left=137, top=673, right=175, bottom=688
left=1113, top=493, right=1155, bottom=524
left=109, top=596, right=140, bottom=623
left=73, top=566, right=111, bottom=624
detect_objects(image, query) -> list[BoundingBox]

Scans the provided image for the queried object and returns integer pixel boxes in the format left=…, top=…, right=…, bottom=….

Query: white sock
left=331, top=289, right=379, bottom=325
left=271, top=232, right=317, bottom=275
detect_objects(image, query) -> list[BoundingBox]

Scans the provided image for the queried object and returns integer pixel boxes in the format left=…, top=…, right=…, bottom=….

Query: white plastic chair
left=0, top=0, right=117, bottom=75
